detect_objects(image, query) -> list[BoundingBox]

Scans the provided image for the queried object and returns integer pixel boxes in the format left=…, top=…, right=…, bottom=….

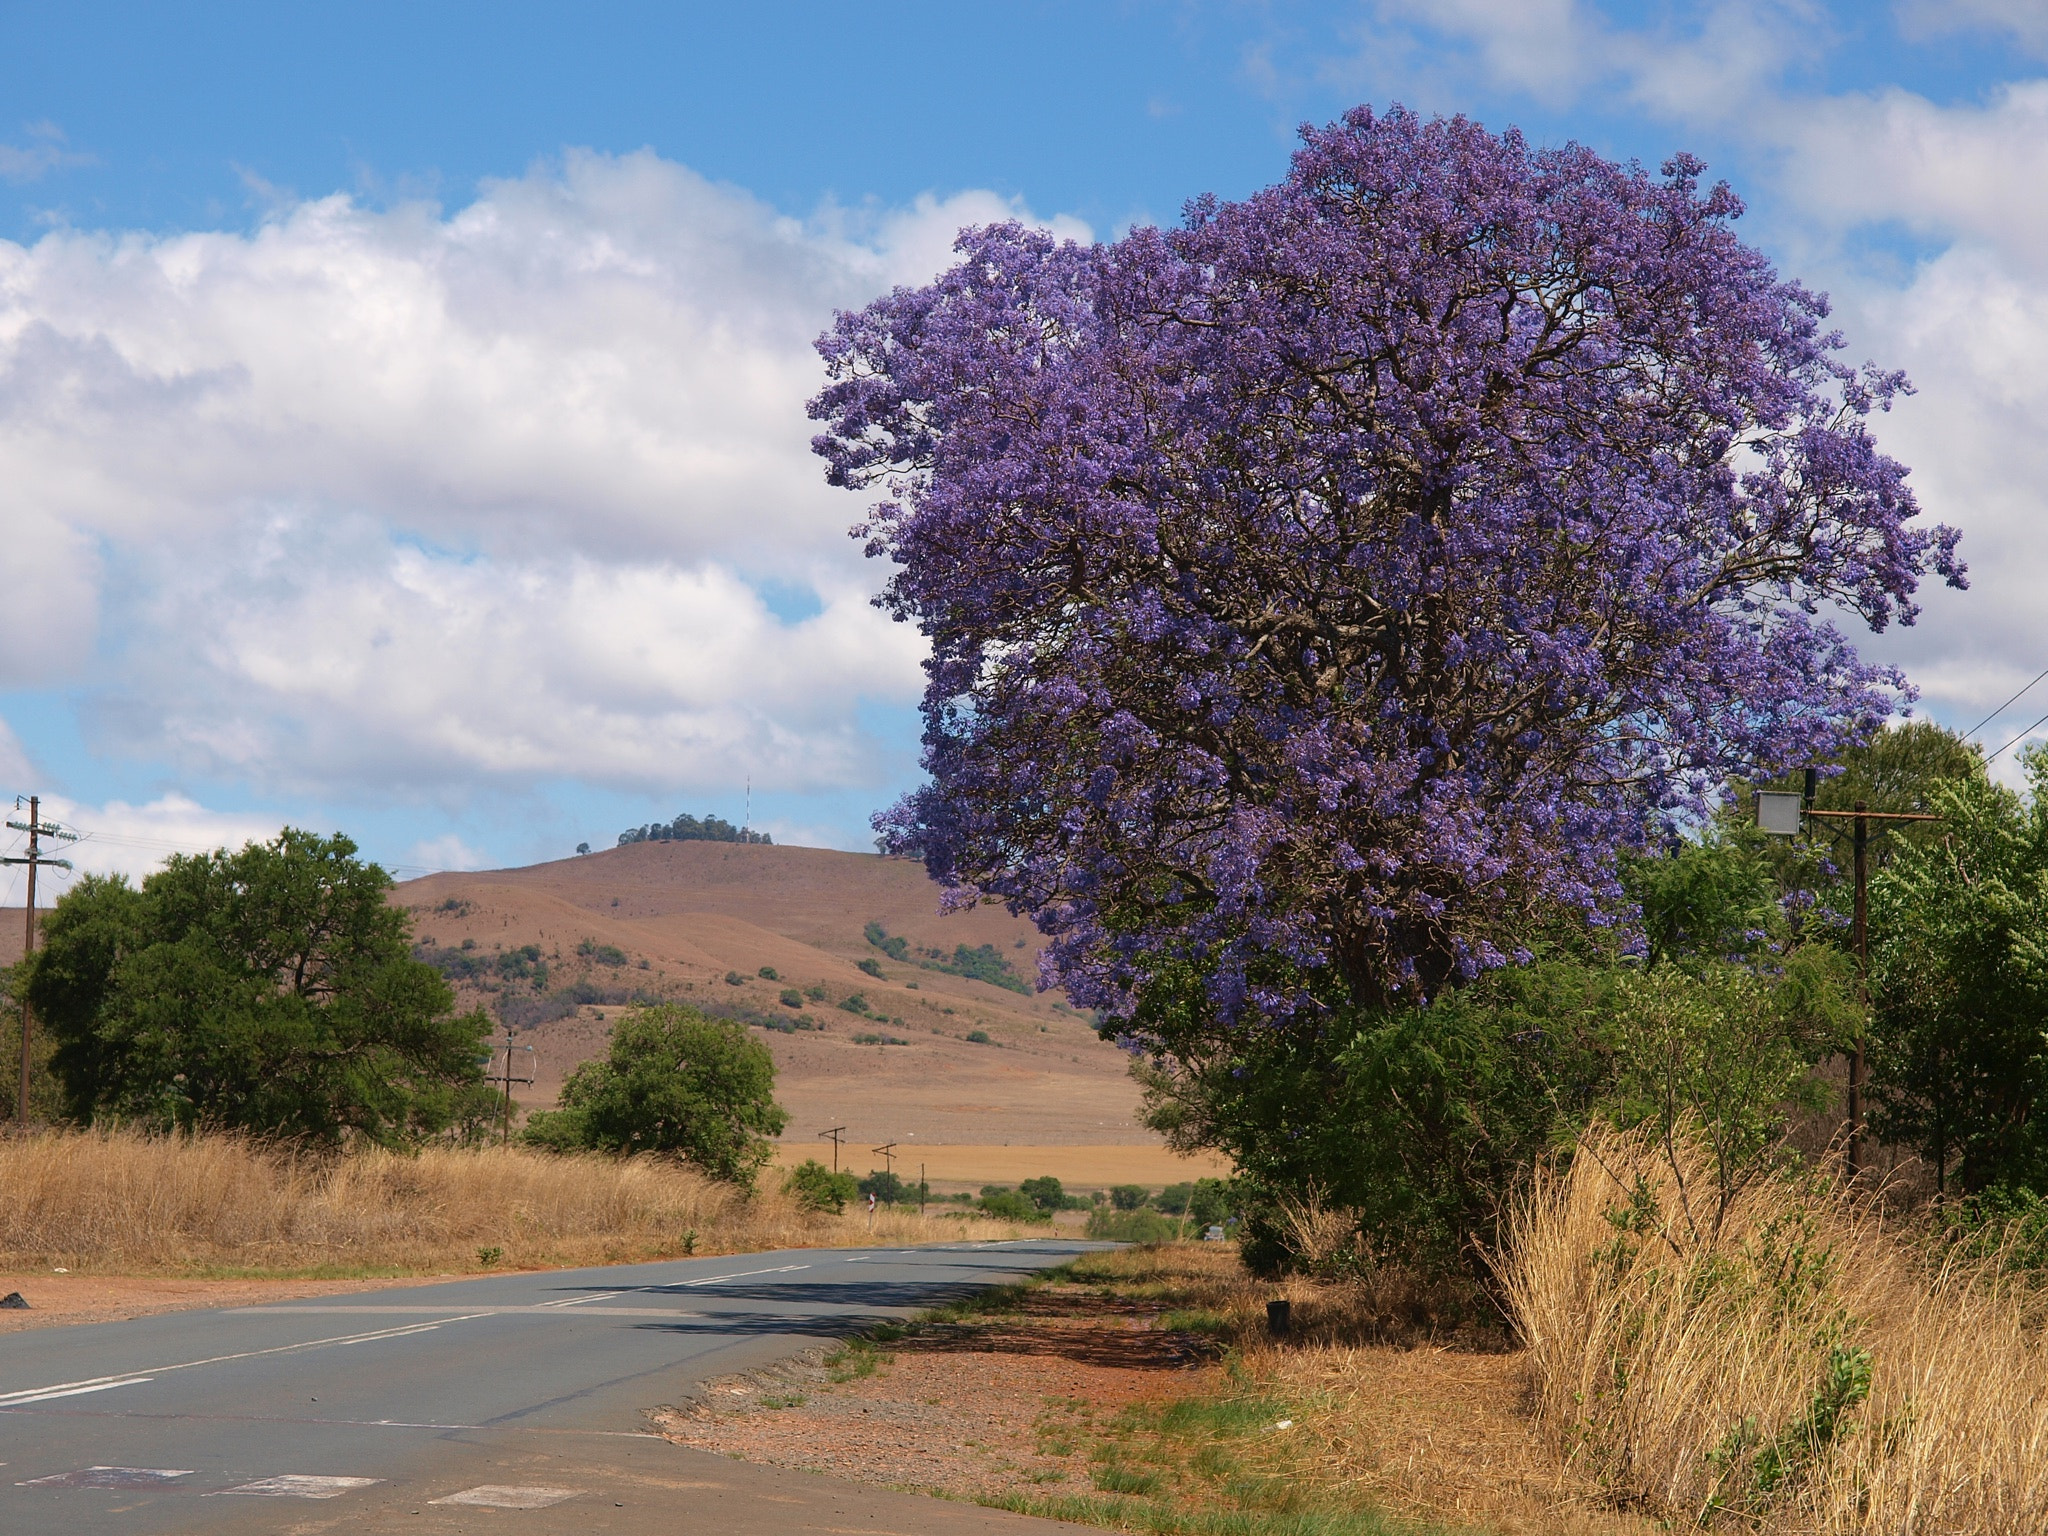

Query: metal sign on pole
left=3, top=796, right=76, bottom=1125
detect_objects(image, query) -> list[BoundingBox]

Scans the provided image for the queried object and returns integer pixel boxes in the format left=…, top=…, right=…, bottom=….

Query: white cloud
left=0, top=151, right=1086, bottom=798
left=0, top=793, right=284, bottom=903
left=405, top=833, right=490, bottom=874
left=1897, top=0, right=2048, bottom=54
left=1783, top=82, right=2048, bottom=267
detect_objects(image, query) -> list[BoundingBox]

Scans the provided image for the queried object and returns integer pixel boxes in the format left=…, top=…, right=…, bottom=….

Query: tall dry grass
left=1502, top=1123, right=2048, bottom=1534
left=0, top=1127, right=1027, bottom=1275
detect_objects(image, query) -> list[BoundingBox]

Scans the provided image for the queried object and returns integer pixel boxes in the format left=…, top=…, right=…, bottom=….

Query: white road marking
left=215, top=1474, right=382, bottom=1499
left=16, top=1466, right=192, bottom=1488
left=226, top=1305, right=700, bottom=1318
left=672, top=1263, right=810, bottom=1286
left=432, top=1484, right=583, bottom=1509
left=0, top=1315, right=498, bottom=1405
left=0, top=1377, right=155, bottom=1406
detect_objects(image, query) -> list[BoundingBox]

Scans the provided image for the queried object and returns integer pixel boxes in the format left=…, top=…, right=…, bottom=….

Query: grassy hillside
left=392, top=841, right=1153, bottom=1151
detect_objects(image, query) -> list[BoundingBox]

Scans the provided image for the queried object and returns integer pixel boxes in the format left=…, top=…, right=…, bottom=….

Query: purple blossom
left=813, top=106, right=1964, bottom=1036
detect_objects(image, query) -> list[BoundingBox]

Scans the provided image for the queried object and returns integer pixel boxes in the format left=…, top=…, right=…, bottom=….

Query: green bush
left=965, top=1028, right=992, bottom=1044
left=1109, top=1183, right=1150, bottom=1211
left=803, top=983, right=828, bottom=1001
left=1086, top=1206, right=1181, bottom=1243
left=24, top=829, right=494, bottom=1145
left=779, top=988, right=804, bottom=1008
left=856, top=958, right=884, bottom=978
left=783, top=1158, right=859, bottom=1213
left=978, top=1186, right=1048, bottom=1222
left=1019, top=1175, right=1065, bottom=1213
left=839, top=992, right=870, bottom=1014
left=757, top=966, right=779, bottom=981
left=859, top=1169, right=909, bottom=1204
left=520, top=1004, right=788, bottom=1185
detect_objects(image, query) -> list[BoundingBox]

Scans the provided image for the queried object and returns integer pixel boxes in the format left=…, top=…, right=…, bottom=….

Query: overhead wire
left=1963, top=664, right=2048, bottom=743
left=1985, top=705, right=2048, bottom=765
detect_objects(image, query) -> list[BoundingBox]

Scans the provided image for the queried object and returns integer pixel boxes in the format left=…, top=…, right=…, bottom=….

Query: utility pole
left=3, top=797, right=75, bottom=1126
left=818, top=1125, right=846, bottom=1172
left=486, top=1029, right=535, bottom=1146
left=1760, top=788, right=1939, bottom=1179
left=872, top=1142, right=898, bottom=1179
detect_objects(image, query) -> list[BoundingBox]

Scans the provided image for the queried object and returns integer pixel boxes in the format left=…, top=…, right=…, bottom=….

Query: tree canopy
left=812, top=104, right=1962, bottom=1036
left=22, top=829, right=494, bottom=1144
left=523, top=1004, right=787, bottom=1185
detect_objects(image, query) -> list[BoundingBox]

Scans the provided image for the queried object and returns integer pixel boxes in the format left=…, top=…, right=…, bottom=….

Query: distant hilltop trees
left=617, top=813, right=771, bottom=847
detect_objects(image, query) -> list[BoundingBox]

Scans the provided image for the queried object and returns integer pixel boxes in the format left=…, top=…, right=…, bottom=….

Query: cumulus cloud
left=0, top=151, right=1087, bottom=798
left=0, top=792, right=284, bottom=902
left=1897, top=0, right=2048, bottom=54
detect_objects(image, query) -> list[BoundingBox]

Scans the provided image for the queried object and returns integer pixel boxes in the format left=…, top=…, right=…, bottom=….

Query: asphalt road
left=0, top=1239, right=1103, bottom=1534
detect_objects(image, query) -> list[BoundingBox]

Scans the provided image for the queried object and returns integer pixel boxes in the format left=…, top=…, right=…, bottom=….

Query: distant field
left=769, top=1141, right=1232, bottom=1193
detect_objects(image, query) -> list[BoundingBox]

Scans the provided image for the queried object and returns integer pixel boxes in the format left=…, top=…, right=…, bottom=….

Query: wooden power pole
left=4, top=797, right=76, bottom=1125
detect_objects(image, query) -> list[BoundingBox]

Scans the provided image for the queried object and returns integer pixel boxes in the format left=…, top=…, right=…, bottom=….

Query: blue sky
left=3, top=0, right=2047, bottom=889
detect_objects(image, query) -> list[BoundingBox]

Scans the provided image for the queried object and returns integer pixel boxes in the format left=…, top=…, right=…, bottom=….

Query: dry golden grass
left=1502, top=1123, right=2048, bottom=1534
left=0, top=1126, right=1031, bottom=1276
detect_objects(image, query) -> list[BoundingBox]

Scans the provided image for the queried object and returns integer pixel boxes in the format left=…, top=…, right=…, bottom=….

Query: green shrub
left=1086, top=1206, right=1180, bottom=1243
left=757, top=966, right=779, bottom=980
left=779, top=988, right=804, bottom=1008
left=966, top=1028, right=992, bottom=1044
left=520, top=1004, right=788, bottom=1185
left=803, top=983, right=828, bottom=1001
left=979, top=1186, right=1048, bottom=1222
left=839, top=993, right=870, bottom=1014
left=857, top=957, right=884, bottom=978
left=1019, top=1175, right=1065, bottom=1213
left=783, top=1158, right=859, bottom=1213
left=723, top=970, right=746, bottom=986
left=1110, top=1184, right=1150, bottom=1211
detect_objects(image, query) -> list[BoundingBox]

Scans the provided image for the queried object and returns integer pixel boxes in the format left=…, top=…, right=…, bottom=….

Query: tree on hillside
left=617, top=813, right=770, bottom=847
left=814, top=105, right=1959, bottom=1266
left=523, top=1005, right=787, bottom=1185
left=21, top=830, right=495, bottom=1144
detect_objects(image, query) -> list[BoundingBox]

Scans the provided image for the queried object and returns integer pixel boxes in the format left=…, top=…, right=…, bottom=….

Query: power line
left=1985, top=705, right=2048, bottom=765
left=1964, top=664, right=2048, bottom=742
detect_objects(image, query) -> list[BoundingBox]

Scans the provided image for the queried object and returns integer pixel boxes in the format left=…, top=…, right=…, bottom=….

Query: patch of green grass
left=759, top=1392, right=808, bottom=1409
left=825, top=1337, right=881, bottom=1382
left=980, top=1491, right=1427, bottom=1535
left=1154, top=1397, right=1287, bottom=1436
left=1160, top=1308, right=1233, bottom=1337
left=1094, top=1464, right=1165, bottom=1496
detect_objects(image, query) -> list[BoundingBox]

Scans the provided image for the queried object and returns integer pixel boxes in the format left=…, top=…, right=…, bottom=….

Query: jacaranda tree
left=813, top=105, right=1960, bottom=1035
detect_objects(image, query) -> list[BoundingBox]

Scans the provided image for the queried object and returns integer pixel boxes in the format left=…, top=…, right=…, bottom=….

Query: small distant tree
left=1109, top=1183, right=1150, bottom=1211
left=859, top=1168, right=908, bottom=1204
left=978, top=1186, right=1045, bottom=1221
left=523, top=1005, right=788, bottom=1185
left=1019, top=1175, right=1065, bottom=1213
left=784, top=1158, right=860, bottom=1213
left=22, top=830, right=494, bottom=1144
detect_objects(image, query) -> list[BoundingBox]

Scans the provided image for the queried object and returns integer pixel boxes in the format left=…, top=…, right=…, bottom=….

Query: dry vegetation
left=1503, top=1124, right=2048, bottom=1534
left=0, top=1126, right=1031, bottom=1276
left=667, top=1242, right=1662, bottom=1536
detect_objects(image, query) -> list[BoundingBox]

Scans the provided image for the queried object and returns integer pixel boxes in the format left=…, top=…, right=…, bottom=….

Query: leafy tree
left=20, top=830, right=494, bottom=1145
left=816, top=103, right=1958, bottom=1038
left=1867, top=755, right=2048, bottom=1194
left=784, top=1157, right=859, bottom=1213
left=522, top=1004, right=788, bottom=1185
left=1109, top=1184, right=1150, bottom=1211
left=1019, top=1174, right=1065, bottom=1212
left=977, top=1186, right=1045, bottom=1221
left=858, top=1168, right=908, bottom=1204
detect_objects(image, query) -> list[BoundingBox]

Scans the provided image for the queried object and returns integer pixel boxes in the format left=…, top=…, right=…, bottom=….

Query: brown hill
left=391, top=841, right=1155, bottom=1153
